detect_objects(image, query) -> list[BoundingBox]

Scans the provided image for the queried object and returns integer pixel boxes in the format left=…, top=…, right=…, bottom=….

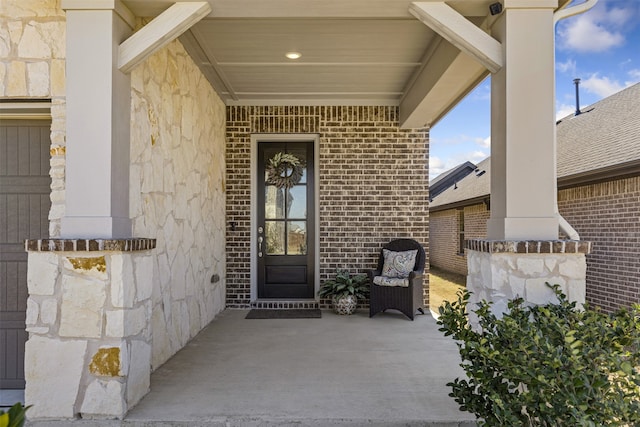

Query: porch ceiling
left=122, top=0, right=498, bottom=128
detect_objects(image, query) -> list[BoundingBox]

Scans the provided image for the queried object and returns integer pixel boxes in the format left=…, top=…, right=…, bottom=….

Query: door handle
left=258, top=236, right=263, bottom=257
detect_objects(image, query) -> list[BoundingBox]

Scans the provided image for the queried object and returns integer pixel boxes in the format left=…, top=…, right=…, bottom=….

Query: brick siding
left=558, top=176, right=640, bottom=312
left=429, top=210, right=465, bottom=274
left=226, top=106, right=430, bottom=308
left=430, top=176, right=640, bottom=312
left=429, top=203, right=489, bottom=275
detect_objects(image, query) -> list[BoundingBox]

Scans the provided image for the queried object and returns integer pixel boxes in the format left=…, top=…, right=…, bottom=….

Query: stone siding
left=465, top=239, right=591, bottom=327
left=24, top=242, right=155, bottom=419
left=226, top=106, right=430, bottom=308
left=0, top=0, right=67, bottom=236
left=558, top=176, right=640, bottom=312
left=429, top=203, right=489, bottom=275
left=6, top=0, right=227, bottom=371
left=466, top=245, right=588, bottom=327
left=130, top=40, right=227, bottom=368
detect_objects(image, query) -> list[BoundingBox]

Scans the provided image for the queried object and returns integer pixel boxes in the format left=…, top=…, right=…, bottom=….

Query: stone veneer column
left=24, top=238, right=155, bottom=420
left=466, top=239, right=591, bottom=327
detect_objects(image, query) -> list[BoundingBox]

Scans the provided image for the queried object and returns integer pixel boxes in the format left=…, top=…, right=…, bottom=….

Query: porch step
left=250, top=299, right=318, bottom=309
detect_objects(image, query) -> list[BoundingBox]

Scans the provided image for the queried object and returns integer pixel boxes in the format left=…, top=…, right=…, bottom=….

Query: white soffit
left=120, top=0, right=505, bottom=127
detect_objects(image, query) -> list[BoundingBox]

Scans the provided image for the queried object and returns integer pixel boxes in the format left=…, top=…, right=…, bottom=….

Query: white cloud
left=556, top=103, right=575, bottom=121
left=581, top=74, right=625, bottom=97
left=627, top=69, right=640, bottom=83
left=557, top=58, right=576, bottom=74
left=469, top=151, right=488, bottom=163
left=476, top=136, right=491, bottom=149
left=429, top=156, right=448, bottom=179
left=556, top=1, right=635, bottom=53
left=429, top=150, right=489, bottom=180
left=430, top=156, right=445, bottom=170
left=558, top=15, right=624, bottom=52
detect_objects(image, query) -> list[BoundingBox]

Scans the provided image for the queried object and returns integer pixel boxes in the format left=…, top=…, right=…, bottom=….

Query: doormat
left=245, top=309, right=322, bottom=319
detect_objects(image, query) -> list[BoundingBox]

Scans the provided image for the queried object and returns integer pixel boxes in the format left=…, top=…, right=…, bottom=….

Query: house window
left=457, top=209, right=465, bottom=255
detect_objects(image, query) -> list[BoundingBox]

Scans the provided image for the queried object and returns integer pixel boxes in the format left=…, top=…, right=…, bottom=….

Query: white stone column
left=487, top=0, right=559, bottom=240
left=60, top=0, right=135, bottom=238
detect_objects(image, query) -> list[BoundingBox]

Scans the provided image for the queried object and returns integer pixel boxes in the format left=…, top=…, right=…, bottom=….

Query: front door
left=257, top=141, right=314, bottom=299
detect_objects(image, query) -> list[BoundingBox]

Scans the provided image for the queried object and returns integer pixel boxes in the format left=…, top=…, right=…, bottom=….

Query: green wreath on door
left=266, top=152, right=305, bottom=189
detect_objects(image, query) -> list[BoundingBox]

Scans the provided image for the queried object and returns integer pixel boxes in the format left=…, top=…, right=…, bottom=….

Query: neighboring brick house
left=430, top=82, right=640, bottom=312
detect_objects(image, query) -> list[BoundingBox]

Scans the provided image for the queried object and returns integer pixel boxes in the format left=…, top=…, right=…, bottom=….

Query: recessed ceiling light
left=285, top=51, right=302, bottom=60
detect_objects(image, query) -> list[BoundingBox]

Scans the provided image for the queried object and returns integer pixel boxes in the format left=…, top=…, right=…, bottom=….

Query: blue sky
left=429, top=0, right=640, bottom=179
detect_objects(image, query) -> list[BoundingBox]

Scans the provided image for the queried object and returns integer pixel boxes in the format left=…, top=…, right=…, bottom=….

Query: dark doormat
left=245, top=309, right=322, bottom=319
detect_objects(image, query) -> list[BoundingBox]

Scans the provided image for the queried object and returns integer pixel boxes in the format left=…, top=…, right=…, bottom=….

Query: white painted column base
left=24, top=238, right=155, bottom=420
left=486, top=217, right=560, bottom=241
left=60, top=217, right=133, bottom=240
left=466, top=239, right=591, bottom=329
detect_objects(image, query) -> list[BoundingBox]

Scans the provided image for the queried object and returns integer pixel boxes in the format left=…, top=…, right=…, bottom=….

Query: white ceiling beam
left=118, top=1, right=211, bottom=74
left=399, top=40, right=488, bottom=128
left=410, top=1, right=503, bottom=73
left=122, top=0, right=492, bottom=19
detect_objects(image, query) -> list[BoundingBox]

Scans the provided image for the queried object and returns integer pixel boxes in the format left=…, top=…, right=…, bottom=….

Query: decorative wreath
left=266, top=152, right=305, bottom=189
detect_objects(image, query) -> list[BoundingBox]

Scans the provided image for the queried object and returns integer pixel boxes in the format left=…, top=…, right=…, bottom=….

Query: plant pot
left=332, top=295, right=358, bottom=315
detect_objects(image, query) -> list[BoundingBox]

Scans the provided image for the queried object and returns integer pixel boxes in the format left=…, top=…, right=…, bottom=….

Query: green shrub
left=437, top=285, right=640, bottom=426
left=0, top=403, right=31, bottom=427
left=318, top=269, right=369, bottom=300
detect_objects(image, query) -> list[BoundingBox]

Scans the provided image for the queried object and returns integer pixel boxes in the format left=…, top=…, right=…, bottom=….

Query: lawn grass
left=429, top=266, right=466, bottom=313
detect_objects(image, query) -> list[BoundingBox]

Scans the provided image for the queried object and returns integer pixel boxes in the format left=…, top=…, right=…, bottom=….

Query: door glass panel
left=287, top=148, right=307, bottom=184
left=286, top=185, right=307, bottom=219
left=265, top=221, right=285, bottom=255
left=287, top=221, right=307, bottom=255
left=265, top=186, right=285, bottom=219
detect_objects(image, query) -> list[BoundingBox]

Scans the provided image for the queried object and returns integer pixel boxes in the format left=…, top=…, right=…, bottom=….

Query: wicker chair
left=368, top=238, right=426, bottom=320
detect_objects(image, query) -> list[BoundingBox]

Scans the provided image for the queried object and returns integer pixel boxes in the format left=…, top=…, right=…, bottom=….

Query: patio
left=30, top=309, right=476, bottom=426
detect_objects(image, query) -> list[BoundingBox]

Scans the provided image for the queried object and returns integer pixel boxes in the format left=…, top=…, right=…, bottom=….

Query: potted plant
left=318, top=269, right=370, bottom=315
left=0, top=403, right=31, bottom=427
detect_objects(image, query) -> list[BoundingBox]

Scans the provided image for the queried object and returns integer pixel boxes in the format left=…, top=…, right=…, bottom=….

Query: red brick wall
left=429, top=203, right=489, bottom=275
left=429, top=210, right=463, bottom=274
left=558, top=176, right=640, bottom=312
left=430, top=177, right=640, bottom=312
left=226, top=106, right=430, bottom=308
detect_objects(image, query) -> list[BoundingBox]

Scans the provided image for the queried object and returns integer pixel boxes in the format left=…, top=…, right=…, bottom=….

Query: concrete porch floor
left=30, top=309, right=476, bottom=427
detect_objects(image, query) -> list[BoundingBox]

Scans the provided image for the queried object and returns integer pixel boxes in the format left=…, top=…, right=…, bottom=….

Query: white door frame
left=250, top=133, right=320, bottom=301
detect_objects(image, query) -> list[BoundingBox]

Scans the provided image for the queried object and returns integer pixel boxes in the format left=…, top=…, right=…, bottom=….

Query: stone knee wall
left=0, top=0, right=67, bottom=236
left=24, top=241, right=155, bottom=419
left=226, top=106, right=430, bottom=308
left=466, top=240, right=590, bottom=327
left=130, top=40, right=227, bottom=369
